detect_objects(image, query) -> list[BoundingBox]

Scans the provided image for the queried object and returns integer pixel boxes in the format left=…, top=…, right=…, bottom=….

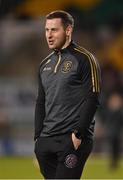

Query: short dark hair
left=46, top=10, right=74, bottom=28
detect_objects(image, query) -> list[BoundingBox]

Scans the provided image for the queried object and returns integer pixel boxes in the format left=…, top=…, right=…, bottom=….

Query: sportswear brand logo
left=61, top=61, right=73, bottom=73
left=43, top=67, right=51, bottom=71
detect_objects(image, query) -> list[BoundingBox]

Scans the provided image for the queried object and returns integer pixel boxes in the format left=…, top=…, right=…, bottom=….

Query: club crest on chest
left=61, top=61, right=73, bottom=73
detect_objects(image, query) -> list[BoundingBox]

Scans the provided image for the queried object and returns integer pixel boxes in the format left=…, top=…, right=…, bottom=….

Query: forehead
left=45, top=18, right=63, bottom=28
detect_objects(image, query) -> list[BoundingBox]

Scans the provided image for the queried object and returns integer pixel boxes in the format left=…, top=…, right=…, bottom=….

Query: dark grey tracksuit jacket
left=34, top=41, right=101, bottom=141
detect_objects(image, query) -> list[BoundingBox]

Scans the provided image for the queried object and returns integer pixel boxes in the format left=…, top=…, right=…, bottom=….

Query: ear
left=66, top=25, right=73, bottom=36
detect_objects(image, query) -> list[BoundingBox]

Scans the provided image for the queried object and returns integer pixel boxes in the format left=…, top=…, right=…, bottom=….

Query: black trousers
left=34, top=133, right=93, bottom=179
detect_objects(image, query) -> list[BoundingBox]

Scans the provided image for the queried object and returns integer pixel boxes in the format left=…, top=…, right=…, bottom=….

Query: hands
left=72, top=132, right=82, bottom=150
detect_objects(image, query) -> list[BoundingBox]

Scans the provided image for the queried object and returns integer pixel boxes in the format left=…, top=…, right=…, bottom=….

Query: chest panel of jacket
left=41, top=54, right=83, bottom=105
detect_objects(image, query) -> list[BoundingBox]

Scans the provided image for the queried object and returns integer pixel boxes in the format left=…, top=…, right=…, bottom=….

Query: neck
left=62, top=36, right=71, bottom=49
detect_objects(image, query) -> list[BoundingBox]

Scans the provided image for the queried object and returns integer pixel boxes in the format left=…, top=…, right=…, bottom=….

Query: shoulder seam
left=74, top=46, right=100, bottom=93
left=39, top=52, right=54, bottom=67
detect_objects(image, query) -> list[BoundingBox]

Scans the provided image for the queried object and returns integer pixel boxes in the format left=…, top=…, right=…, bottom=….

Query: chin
left=48, top=45, right=55, bottom=49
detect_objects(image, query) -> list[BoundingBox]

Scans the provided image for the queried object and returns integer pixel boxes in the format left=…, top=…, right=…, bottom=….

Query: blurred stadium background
left=0, top=0, right=123, bottom=179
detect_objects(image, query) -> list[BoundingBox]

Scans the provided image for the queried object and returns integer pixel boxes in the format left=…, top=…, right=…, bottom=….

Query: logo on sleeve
left=61, top=61, right=73, bottom=73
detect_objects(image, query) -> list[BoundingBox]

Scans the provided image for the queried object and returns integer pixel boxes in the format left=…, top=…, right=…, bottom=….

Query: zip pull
left=54, top=52, right=61, bottom=73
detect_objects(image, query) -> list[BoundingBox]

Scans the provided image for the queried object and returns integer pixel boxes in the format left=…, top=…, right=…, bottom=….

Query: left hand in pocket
left=72, top=133, right=82, bottom=150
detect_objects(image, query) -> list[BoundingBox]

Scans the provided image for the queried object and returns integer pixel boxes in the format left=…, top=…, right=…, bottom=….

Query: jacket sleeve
left=76, top=54, right=101, bottom=138
left=34, top=67, right=45, bottom=141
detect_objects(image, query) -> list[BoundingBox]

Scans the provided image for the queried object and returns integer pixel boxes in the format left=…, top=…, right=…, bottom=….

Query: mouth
left=48, top=40, right=54, bottom=45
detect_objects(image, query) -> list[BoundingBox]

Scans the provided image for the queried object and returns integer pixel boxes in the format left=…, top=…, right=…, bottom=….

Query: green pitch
left=0, top=155, right=123, bottom=179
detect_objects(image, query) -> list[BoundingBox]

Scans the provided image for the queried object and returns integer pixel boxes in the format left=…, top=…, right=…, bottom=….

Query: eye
left=45, top=28, right=49, bottom=32
left=52, top=28, right=58, bottom=32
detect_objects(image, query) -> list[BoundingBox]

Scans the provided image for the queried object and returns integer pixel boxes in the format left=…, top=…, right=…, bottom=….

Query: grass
left=83, top=155, right=123, bottom=179
left=0, top=154, right=123, bottom=179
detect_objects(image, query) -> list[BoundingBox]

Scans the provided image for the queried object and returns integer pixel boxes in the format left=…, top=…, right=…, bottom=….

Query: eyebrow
left=45, top=27, right=58, bottom=30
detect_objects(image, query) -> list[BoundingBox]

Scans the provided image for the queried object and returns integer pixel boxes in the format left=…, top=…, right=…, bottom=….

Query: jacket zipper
left=54, top=52, right=61, bottom=73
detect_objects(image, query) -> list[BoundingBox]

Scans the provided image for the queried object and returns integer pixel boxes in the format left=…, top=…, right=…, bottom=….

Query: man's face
left=45, top=18, right=69, bottom=49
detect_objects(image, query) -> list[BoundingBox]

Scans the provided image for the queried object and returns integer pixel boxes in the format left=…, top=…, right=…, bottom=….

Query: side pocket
left=69, top=134, right=83, bottom=151
left=69, top=134, right=75, bottom=150
left=34, top=138, right=39, bottom=153
left=59, top=134, right=74, bottom=161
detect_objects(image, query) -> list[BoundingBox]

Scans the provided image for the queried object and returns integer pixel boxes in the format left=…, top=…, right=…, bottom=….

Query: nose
left=47, top=30, right=52, bottom=39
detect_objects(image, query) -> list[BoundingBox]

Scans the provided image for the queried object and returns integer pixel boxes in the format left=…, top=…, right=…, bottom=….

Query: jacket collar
left=54, top=40, right=76, bottom=54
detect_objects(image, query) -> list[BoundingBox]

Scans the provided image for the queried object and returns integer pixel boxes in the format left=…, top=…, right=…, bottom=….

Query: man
left=106, top=91, right=123, bottom=169
left=34, top=10, right=101, bottom=179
